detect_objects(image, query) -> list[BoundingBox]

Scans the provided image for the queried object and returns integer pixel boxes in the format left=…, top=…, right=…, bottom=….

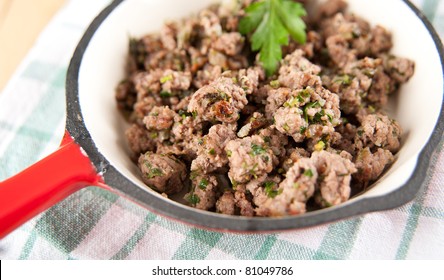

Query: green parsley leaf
left=239, top=0, right=307, bottom=76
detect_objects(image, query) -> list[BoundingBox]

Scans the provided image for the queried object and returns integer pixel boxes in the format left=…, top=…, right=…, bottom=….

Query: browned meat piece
left=320, top=13, right=360, bottom=40
left=188, top=77, right=248, bottom=123
left=191, top=124, right=237, bottom=173
left=185, top=174, right=219, bottom=210
left=115, top=80, right=137, bottom=116
left=257, top=126, right=289, bottom=163
left=314, top=0, right=347, bottom=21
left=160, top=22, right=178, bottom=51
left=278, top=50, right=322, bottom=90
left=138, top=152, right=187, bottom=194
left=208, top=49, right=229, bottom=69
left=133, top=70, right=164, bottom=99
left=274, top=106, right=308, bottom=142
left=234, top=188, right=255, bottom=217
left=265, top=87, right=294, bottom=120
left=225, top=135, right=274, bottom=184
left=305, top=130, right=342, bottom=153
left=244, top=175, right=281, bottom=209
left=140, top=34, right=164, bottom=54
left=332, top=122, right=357, bottom=156
left=171, top=113, right=203, bottom=143
left=143, top=106, right=177, bottom=131
left=382, top=55, right=415, bottom=83
left=355, top=112, right=402, bottom=153
left=133, top=97, right=161, bottom=124
left=369, top=26, right=393, bottom=55
left=156, top=142, right=196, bottom=163
left=367, top=68, right=395, bottom=106
left=128, top=35, right=162, bottom=73
left=327, top=57, right=380, bottom=114
left=193, top=64, right=222, bottom=88
left=216, top=191, right=236, bottom=215
left=353, top=147, right=394, bottom=185
left=125, top=124, right=157, bottom=156
left=211, top=32, right=244, bottom=56
left=298, top=31, right=323, bottom=59
left=145, top=49, right=190, bottom=72
left=159, top=70, right=192, bottom=95
left=199, top=9, right=223, bottom=38
left=311, top=150, right=357, bottom=208
left=326, top=35, right=357, bottom=69
left=237, top=112, right=268, bottom=138
left=280, top=148, right=310, bottom=173
left=272, top=86, right=341, bottom=143
left=237, top=66, right=265, bottom=95
left=255, top=158, right=318, bottom=216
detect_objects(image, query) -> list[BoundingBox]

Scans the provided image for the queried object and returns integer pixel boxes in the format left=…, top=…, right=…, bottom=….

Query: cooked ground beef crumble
left=115, top=0, right=415, bottom=217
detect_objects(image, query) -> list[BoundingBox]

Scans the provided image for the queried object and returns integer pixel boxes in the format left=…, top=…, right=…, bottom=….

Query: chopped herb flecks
left=160, top=74, right=173, bottom=84
left=198, top=178, right=209, bottom=190
left=264, top=181, right=282, bottom=198
left=251, top=143, right=267, bottom=155
left=303, top=169, right=313, bottom=177
left=188, top=194, right=200, bottom=205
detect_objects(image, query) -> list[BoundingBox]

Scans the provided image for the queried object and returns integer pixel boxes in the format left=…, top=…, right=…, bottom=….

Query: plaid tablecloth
left=0, top=0, right=443, bottom=260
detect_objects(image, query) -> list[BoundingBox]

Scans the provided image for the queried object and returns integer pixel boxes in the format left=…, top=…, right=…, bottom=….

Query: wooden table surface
left=0, top=0, right=66, bottom=92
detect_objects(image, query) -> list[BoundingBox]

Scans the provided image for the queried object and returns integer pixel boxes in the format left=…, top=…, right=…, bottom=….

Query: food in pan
left=115, top=0, right=415, bottom=216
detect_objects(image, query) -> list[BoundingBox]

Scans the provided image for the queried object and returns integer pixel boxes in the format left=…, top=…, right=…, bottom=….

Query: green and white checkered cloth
left=0, top=0, right=443, bottom=260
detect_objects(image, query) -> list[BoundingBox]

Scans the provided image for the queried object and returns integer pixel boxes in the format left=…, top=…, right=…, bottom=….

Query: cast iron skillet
left=0, top=0, right=443, bottom=238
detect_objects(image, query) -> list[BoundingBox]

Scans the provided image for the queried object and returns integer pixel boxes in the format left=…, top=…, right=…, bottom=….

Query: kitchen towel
left=0, top=0, right=443, bottom=260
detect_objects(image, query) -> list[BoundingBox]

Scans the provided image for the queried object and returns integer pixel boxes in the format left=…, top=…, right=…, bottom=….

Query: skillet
left=1, top=0, right=443, bottom=238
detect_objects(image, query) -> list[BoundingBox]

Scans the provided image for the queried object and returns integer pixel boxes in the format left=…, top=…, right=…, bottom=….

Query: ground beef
left=117, top=0, right=414, bottom=217
left=353, top=147, right=394, bottom=186
left=191, top=123, right=237, bottom=173
left=125, top=124, right=156, bottom=157
left=212, top=32, right=244, bottom=56
left=216, top=190, right=236, bottom=215
left=280, top=148, right=311, bottom=173
left=159, top=70, right=192, bottom=94
left=326, top=34, right=357, bottom=69
left=237, top=112, right=268, bottom=138
left=382, top=54, right=415, bottom=83
left=115, top=79, right=137, bottom=116
left=355, top=112, right=402, bottom=153
left=225, top=135, right=274, bottom=184
left=193, top=64, right=222, bottom=88
left=143, top=106, right=177, bottom=131
left=138, top=152, right=187, bottom=194
left=278, top=50, right=323, bottom=90
left=237, top=66, right=265, bottom=95
left=188, top=77, right=248, bottom=123
left=185, top=174, right=219, bottom=210
left=311, top=151, right=357, bottom=208
left=314, top=0, right=347, bottom=21
left=272, top=85, right=341, bottom=143
left=255, top=158, right=318, bottom=216
left=234, top=188, right=255, bottom=217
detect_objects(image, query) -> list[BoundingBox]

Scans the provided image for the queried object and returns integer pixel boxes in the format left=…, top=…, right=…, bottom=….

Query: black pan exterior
left=66, top=0, right=444, bottom=232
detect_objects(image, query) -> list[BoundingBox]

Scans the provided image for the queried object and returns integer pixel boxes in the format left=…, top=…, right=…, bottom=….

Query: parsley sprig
left=239, top=0, right=307, bottom=76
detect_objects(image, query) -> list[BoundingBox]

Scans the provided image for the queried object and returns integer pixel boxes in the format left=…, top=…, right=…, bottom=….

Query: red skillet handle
left=0, top=131, right=104, bottom=239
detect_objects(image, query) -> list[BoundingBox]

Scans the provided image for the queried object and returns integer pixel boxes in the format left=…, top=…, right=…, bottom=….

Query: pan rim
left=65, top=0, right=444, bottom=231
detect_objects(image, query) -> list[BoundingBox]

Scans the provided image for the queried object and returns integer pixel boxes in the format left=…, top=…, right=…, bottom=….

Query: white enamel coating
left=78, top=0, right=443, bottom=206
